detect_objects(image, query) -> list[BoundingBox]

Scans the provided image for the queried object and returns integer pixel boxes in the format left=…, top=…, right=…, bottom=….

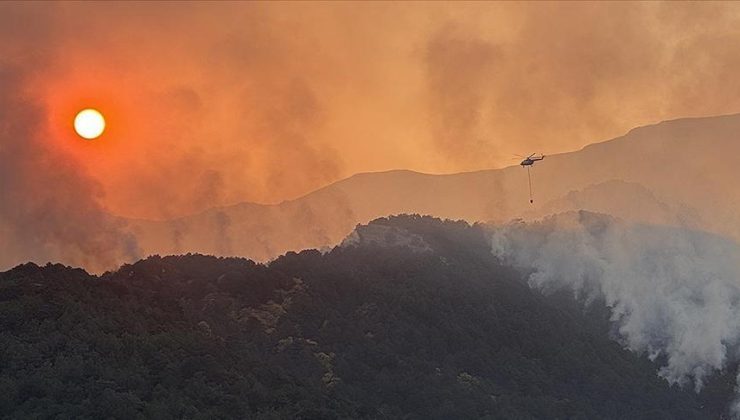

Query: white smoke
left=489, top=211, right=740, bottom=402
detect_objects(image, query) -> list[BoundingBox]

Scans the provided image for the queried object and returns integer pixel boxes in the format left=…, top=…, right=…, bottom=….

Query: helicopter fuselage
left=520, top=157, right=544, bottom=166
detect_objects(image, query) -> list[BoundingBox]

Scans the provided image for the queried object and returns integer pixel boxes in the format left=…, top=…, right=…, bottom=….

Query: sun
left=74, top=108, right=106, bottom=140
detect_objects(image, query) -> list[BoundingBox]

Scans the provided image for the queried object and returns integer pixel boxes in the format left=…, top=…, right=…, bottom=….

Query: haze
left=3, top=2, right=740, bottom=221
left=9, top=2, right=740, bottom=416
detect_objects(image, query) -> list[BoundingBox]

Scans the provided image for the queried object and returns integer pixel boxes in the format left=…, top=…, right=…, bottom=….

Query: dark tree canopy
left=0, top=215, right=734, bottom=419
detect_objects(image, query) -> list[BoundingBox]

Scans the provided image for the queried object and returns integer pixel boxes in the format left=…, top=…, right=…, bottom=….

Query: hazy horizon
left=4, top=2, right=740, bottom=220
left=7, top=2, right=740, bottom=417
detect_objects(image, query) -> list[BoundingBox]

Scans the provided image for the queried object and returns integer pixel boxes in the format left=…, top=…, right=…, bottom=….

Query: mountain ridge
left=120, top=112, right=740, bottom=266
left=123, top=111, right=740, bottom=224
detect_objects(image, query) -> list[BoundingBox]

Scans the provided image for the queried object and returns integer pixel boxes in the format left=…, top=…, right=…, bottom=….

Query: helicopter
left=515, top=153, right=545, bottom=203
left=519, top=153, right=545, bottom=167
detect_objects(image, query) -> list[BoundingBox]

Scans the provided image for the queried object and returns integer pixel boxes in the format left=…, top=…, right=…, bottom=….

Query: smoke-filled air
left=4, top=1, right=740, bottom=418
left=491, top=212, right=740, bottom=405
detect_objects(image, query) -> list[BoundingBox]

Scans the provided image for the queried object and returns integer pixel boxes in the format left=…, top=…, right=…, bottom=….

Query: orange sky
left=4, top=2, right=740, bottom=220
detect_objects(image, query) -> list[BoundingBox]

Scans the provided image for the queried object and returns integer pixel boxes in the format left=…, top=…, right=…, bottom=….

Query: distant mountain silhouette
left=523, top=180, right=702, bottom=228
left=128, top=113, right=740, bottom=262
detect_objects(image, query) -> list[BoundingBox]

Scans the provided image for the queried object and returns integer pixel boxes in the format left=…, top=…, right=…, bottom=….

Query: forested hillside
left=0, top=215, right=734, bottom=419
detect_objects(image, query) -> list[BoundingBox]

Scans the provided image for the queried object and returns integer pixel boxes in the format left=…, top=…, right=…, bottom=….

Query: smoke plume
left=4, top=3, right=740, bottom=220
left=490, top=211, right=740, bottom=414
left=0, top=5, right=139, bottom=272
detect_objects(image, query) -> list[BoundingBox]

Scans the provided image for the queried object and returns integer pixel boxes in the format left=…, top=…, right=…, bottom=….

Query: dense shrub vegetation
left=0, top=215, right=734, bottom=418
